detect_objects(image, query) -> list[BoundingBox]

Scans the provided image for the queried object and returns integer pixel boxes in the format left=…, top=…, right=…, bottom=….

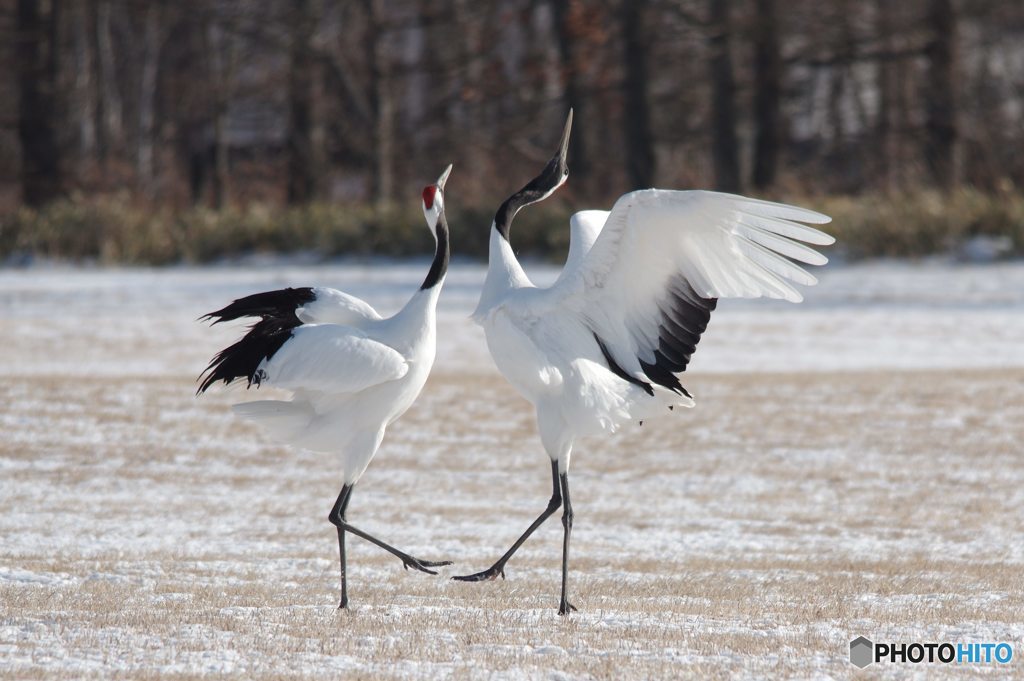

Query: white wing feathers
left=574, top=190, right=832, bottom=304
left=258, top=324, right=408, bottom=394
left=554, top=190, right=832, bottom=383
left=296, top=287, right=382, bottom=326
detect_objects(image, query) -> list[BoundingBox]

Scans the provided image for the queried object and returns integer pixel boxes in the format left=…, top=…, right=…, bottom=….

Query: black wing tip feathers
left=638, top=278, right=716, bottom=393
left=200, top=287, right=316, bottom=325
left=639, top=356, right=686, bottom=395
left=599, top=277, right=716, bottom=399
left=196, top=316, right=298, bottom=395
left=196, top=287, right=316, bottom=396
left=594, top=333, right=654, bottom=397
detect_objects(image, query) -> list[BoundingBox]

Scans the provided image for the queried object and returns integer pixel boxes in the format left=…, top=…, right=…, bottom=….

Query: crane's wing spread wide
left=259, top=325, right=408, bottom=394
left=551, top=190, right=833, bottom=389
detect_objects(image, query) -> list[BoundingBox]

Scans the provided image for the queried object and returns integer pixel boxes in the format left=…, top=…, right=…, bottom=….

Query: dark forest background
left=3, top=0, right=1024, bottom=263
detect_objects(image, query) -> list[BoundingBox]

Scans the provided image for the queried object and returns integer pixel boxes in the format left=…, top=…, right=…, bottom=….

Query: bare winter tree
left=287, top=0, right=321, bottom=203
left=363, top=0, right=394, bottom=205
left=621, top=0, right=655, bottom=190
left=91, top=0, right=122, bottom=166
left=3, top=0, right=1024, bottom=213
left=70, top=0, right=96, bottom=160
left=206, top=9, right=240, bottom=208
left=16, top=0, right=62, bottom=206
left=552, top=0, right=591, bottom=185
left=136, top=2, right=164, bottom=197
left=750, top=0, right=781, bottom=190
left=924, top=0, right=959, bottom=190
left=707, top=0, right=741, bottom=192
left=874, top=0, right=894, bottom=191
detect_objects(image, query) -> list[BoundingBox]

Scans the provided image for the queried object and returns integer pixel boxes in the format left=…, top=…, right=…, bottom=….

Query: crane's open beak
left=436, top=164, right=453, bottom=191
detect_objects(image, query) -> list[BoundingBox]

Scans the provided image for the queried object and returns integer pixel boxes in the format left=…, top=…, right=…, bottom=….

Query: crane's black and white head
left=420, top=164, right=452, bottom=290
left=495, top=110, right=573, bottom=239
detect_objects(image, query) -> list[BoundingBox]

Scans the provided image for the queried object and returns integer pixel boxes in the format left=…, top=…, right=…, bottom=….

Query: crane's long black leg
left=328, top=485, right=354, bottom=609
left=558, top=471, right=577, bottom=615
left=327, top=484, right=452, bottom=606
left=453, top=460, right=562, bottom=582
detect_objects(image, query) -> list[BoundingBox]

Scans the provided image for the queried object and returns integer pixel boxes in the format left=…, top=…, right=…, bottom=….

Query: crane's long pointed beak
left=437, top=164, right=453, bottom=191
left=556, top=109, right=573, bottom=163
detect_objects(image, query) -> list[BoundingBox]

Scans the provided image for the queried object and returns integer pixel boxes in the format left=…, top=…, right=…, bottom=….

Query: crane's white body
left=235, top=285, right=441, bottom=483
left=472, top=189, right=834, bottom=472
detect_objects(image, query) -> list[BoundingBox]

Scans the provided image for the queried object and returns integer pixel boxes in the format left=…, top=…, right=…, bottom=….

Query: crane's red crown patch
left=422, top=185, right=437, bottom=209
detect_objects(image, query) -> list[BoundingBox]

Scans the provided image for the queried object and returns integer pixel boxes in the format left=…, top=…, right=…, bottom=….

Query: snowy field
left=2, top=260, right=1023, bottom=679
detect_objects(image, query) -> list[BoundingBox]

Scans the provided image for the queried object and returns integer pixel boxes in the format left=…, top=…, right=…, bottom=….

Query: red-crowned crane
left=452, top=112, right=834, bottom=615
left=198, top=165, right=454, bottom=609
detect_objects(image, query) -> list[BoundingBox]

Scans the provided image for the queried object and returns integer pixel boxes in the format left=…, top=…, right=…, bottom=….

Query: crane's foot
left=399, top=555, right=453, bottom=574
left=415, top=559, right=454, bottom=568
left=558, top=600, right=577, bottom=616
left=452, top=564, right=506, bottom=582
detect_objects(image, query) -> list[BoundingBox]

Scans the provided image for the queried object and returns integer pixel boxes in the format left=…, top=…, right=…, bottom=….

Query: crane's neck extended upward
left=386, top=212, right=447, bottom=345
left=472, top=222, right=532, bottom=322
left=395, top=261, right=444, bottom=352
left=420, top=213, right=450, bottom=291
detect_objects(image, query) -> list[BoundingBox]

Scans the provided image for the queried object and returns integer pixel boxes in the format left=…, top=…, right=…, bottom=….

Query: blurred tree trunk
left=72, top=1, right=96, bottom=159
left=287, top=0, right=320, bottom=204
left=924, top=0, right=959, bottom=190
left=621, top=0, right=654, bottom=190
left=208, top=19, right=238, bottom=209
left=449, top=0, right=490, bottom=199
left=875, top=0, right=895, bottom=192
left=551, top=0, right=590, bottom=185
left=17, top=0, right=62, bottom=206
left=136, top=3, right=162, bottom=197
left=751, top=0, right=781, bottom=190
left=91, top=0, right=120, bottom=164
left=708, top=0, right=741, bottom=192
left=364, top=0, right=394, bottom=206
left=827, top=13, right=850, bottom=157
left=408, top=0, right=434, bottom=161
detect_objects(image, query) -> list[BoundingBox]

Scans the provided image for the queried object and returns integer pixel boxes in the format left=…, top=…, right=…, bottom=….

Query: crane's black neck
left=495, top=156, right=568, bottom=241
left=495, top=189, right=543, bottom=241
left=420, top=213, right=450, bottom=290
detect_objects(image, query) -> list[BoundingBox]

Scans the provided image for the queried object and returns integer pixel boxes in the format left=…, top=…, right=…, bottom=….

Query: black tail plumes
left=200, top=287, right=316, bottom=325
left=196, top=287, right=316, bottom=394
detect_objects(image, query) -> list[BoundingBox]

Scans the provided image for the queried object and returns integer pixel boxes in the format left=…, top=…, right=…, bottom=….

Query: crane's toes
left=558, top=601, right=578, bottom=616
left=416, top=559, right=454, bottom=568
left=401, top=556, right=449, bottom=574
left=451, top=572, right=488, bottom=582
left=452, top=566, right=505, bottom=582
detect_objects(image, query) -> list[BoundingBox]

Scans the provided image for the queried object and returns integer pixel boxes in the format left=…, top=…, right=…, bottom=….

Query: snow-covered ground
left=2, top=260, right=1023, bottom=678
left=4, top=258, right=1024, bottom=378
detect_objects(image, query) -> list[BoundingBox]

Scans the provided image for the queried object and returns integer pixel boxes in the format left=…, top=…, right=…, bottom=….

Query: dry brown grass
left=2, top=365, right=1023, bottom=679
left=4, top=188, right=1024, bottom=264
